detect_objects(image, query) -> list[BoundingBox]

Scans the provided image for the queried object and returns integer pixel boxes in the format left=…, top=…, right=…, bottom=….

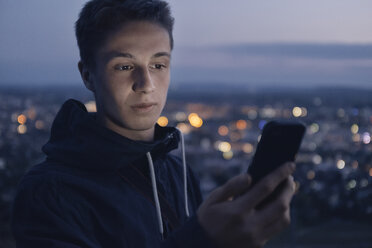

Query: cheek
left=104, top=74, right=133, bottom=101
left=157, top=74, right=170, bottom=101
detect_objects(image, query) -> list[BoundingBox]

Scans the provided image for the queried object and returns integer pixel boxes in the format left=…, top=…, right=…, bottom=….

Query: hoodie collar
left=42, top=99, right=180, bottom=171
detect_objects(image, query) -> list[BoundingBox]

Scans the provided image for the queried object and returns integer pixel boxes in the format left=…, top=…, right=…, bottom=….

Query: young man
left=11, top=0, right=296, bottom=247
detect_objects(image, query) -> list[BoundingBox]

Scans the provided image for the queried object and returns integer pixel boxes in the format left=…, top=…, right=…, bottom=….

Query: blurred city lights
left=175, top=112, right=187, bottom=122
left=307, top=170, right=315, bottom=180
left=218, top=142, right=231, bottom=153
left=188, top=113, right=203, bottom=128
left=360, top=179, right=368, bottom=187
left=242, top=143, right=253, bottom=154
left=352, top=134, right=361, bottom=142
left=35, top=120, right=45, bottom=130
left=369, top=168, right=372, bottom=177
left=236, top=120, right=247, bottom=130
left=17, top=125, right=27, bottom=134
left=351, top=124, right=359, bottom=134
left=176, top=123, right=191, bottom=134
left=352, top=161, right=359, bottom=169
left=312, top=154, right=322, bottom=165
left=352, top=108, right=359, bottom=116
left=17, top=114, right=27, bottom=125
left=346, top=180, right=357, bottom=190
left=292, top=107, right=302, bottom=117
left=261, top=107, right=276, bottom=118
left=310, top=123, right=319, bottom=134
left=362, top=132, right=371, bottom=144
left=247, top=109, right=257, bottom=120
left=337, top=160, right=345, bottom=169
left=157, top=116, right=168, bottom=127
left=27, top=108, right=37, bottom=120
left=223, top=151, right=234, bottom=160
left=84, top=101, right=97, bottom=112
left=218, top=125, right=229, bottom=136
left=301, top=107, right=308, bottom=117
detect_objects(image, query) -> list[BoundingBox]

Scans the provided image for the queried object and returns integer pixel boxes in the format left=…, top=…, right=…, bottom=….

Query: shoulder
left=14, top=160, right=97, bottom=206
left=12, top=161, right=93, bottom=226
left=14, top=162, right=73, bottom=205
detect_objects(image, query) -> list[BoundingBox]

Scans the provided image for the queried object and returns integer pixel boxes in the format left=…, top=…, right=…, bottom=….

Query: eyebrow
left=104, top=51, right=171, bottom=62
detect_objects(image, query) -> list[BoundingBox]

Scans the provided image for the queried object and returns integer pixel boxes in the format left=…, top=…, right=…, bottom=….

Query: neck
left=95, top=113, right=155, bottom=142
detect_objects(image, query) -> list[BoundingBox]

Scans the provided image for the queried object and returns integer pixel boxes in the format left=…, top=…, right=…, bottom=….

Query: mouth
left=131, top=102, right=157, bottom=113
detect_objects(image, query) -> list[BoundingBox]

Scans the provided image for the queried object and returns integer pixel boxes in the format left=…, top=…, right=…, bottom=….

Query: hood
left=42, top=99, right=180, bottom=171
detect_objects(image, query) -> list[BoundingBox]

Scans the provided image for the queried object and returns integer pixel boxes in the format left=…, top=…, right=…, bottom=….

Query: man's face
left=88, top=21, right=171, bottom=140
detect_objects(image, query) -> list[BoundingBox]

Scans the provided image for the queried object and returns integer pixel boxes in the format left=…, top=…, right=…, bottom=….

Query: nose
left=132, top=67, right=155, bottom=94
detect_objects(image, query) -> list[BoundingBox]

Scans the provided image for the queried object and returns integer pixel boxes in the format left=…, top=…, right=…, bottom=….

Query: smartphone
left=247, top=121, right=306, bottom=185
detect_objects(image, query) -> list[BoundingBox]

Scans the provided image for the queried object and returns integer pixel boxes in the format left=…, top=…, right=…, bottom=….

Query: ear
left=78, top=61, right=95, bottom=93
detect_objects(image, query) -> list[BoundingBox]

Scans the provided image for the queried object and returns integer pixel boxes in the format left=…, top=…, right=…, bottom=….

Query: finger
left=258, top=208, right=291, bottom=241
left=204, top=174, right=251, bottom=205
left=234, top=162, right=295, bottom=211
left=255, top=177, right=295, bottom=224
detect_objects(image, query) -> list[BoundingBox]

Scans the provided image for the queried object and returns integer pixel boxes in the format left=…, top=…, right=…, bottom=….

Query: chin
left=125, top=120, right=157, bottom=131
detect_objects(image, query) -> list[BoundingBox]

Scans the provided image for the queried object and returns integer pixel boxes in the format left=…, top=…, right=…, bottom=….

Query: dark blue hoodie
left=11, top=99, right=216, bottom=248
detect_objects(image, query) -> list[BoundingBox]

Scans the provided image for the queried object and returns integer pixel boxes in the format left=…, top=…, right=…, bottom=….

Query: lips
left=131, top=103, right=157, bottom=108
left=131, top=102, right=157, bottom=113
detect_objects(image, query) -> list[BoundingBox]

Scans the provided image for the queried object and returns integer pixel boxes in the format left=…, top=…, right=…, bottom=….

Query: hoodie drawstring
left=146, top=128, right=189, bottom=240
left=178, top=128, right=190, bottom=218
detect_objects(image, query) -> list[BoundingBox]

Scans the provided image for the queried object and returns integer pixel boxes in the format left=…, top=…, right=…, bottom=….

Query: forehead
left=99, top=21, right=171, bottom=56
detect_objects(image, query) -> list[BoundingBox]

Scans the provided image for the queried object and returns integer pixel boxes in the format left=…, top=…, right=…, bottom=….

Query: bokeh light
left=362, top=132, right=371, bottom=144
left=337, top=160, right=345, bottom=170
left=17, top=125, right=27, bottom=134
left=307, top=170, right=316, bottom=180
left=175, top=112, right=187, bottom=122
left=176, top=123, right=191, bottom=134
left=157, top=116, right=168, bottom=127
left=218, top=125, right=229, bottom=136
left=242, top=143, right=253, bottom=154
left=17, top=114, right=27, bottom=125
left=236, top=120, right=247, bottom=130
left=35, top=120, right=45, bottom=130
left=188, top=113, right=203, bottom=128
left=351, top=124, right=359, bottom=134
left=223, top=151, right=234, bottom=160
left=310, top=123, right=319, bottom=134
left=292, top=107, right=302, bottom=117
left=218, top=142, right=231, bottom=153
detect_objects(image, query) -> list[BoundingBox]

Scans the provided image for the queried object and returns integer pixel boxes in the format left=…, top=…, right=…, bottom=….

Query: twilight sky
left=0, top=0, right=371, bottom=88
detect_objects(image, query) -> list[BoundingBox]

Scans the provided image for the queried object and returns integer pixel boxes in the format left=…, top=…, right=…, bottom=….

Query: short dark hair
left=75, top=0, right=174, bottom=69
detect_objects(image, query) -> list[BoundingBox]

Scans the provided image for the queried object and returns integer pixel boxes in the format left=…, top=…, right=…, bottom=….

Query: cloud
left=219, top=43, right=372, bottom=60
left=171, top=43, right=372, bottom=87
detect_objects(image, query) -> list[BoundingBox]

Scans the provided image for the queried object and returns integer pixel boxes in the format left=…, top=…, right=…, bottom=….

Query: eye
left=115, top=65, right=133, bottom=71
left=152, top=64, right=167, bottom=70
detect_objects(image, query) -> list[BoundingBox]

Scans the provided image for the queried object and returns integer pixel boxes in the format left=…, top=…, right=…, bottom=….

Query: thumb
left=204, top=174, right=251, bottom=205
